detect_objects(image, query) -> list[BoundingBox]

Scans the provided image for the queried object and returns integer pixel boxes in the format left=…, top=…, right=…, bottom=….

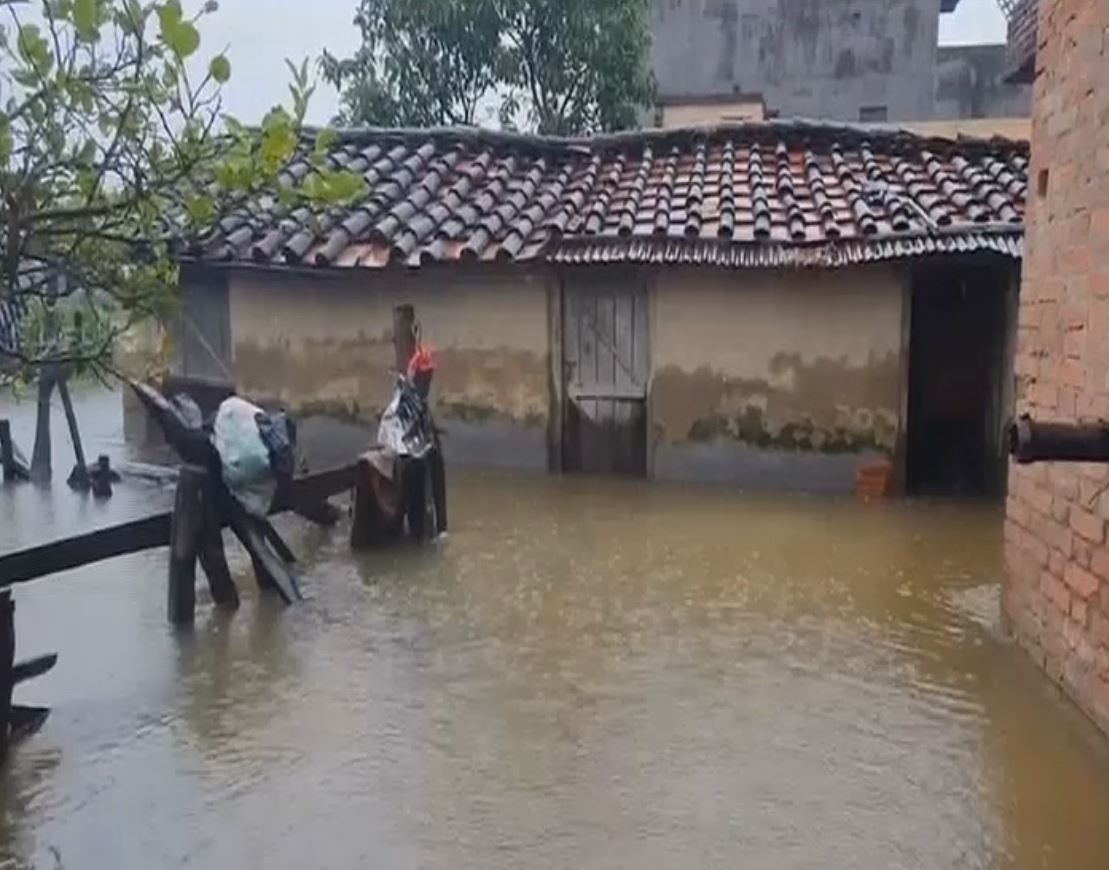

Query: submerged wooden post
left=351, top=451, right=404, bottom=549
left=0, top=591, right=13, bottom=759
left=30, top=367, right=57, bottom=481
left=167, top=465, right=205, bottom=625
left=90, top=455, right=113, bottom=498
left=0, top=420, right=29, bottom=483
left=197, top=472, right=239, bottom=609
left=58, top=378, right=90, bottom=489
left=0, top=420, right=14, bottom=482
left=393, top=305, right=416, bottom=372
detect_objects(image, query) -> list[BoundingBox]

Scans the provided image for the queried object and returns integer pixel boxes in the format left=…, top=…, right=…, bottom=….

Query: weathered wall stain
left=651, top=350, right=900, bottom=454
left=235, top=336, right=548, bottom=429
left=227, top=267, right=552, bottom=435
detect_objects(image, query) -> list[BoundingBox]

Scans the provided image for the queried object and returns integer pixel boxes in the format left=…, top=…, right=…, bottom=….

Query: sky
left=195, top=0, right=1010, bottom=126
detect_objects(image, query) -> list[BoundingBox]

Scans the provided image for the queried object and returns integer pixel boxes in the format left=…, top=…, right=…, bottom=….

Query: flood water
left=3, top=389, right=1109, bottom=869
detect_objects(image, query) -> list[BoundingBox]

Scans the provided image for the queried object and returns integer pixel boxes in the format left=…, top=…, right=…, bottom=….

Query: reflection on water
left=3, top=390, right=1109, bottom=869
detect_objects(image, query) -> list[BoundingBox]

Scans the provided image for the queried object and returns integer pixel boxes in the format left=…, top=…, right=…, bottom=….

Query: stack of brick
left=1004, top=0, right=1109, bottom=733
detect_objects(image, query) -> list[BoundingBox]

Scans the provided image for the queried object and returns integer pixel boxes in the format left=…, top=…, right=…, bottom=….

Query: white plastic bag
left=212, top=396, right=275, bottom=517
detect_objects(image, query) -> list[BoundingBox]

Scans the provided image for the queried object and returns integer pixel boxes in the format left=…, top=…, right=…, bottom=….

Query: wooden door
left=562, top=280, right=648, bottom=475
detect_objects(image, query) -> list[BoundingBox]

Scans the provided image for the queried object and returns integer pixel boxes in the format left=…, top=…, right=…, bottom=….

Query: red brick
left=1050, top=547, right=1068, bottom=577
left=1093, top=207, right=1109, bottom=236
left=1097, top=648, right=1109, bottom=681
left=1070, top=506, right=1105, bottom=542
left=1093, top=612, right=1109, bottom=649
left=1008, top=496, right=1031, bottom=529
left=1073, top=597, right=1089, bottom=627
left=1044, top=571, right=1072, bottom=612
left=1075, top=539, right=1093, bottom=569
left=1063, top=328, right=1086, bottom=359
left=1043, top=517, right=1074, bottom=557
left=1066, top=562, right=1101, bottom=599
left=1092, top=547, right=1109, bottom=582
left=1028, top=485, right=1054, bottom=516
left=1080, top=478, right=1105, bottom=508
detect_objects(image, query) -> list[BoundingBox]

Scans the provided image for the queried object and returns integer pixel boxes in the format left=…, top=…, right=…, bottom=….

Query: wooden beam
left=0, top=464, right=356, bottom=586
left=12, top=653, right=57, bottom=684
left=0, top=463, right=357, bottom=588
left=0, top=513, right=172, bottom=587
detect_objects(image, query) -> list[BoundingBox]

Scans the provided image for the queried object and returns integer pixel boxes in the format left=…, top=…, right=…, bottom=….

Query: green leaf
left=313, top=127, right=338, bottom=156
left=77, top=138, right=97, bottom=164
left=167, top=21, right=200, bottom=59
left=158, top=1, right=199, bottom=59
left=74, top=0, right=100, bottom=41
left=184, top=195, right=215, bottom=225
left=209, top=54, right=231, bottom=84
left=0, top=118, right=11, bottom=169
left=17, top=25, right=52, bottom=72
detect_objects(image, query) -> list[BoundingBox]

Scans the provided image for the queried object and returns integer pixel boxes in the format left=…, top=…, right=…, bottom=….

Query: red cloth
left=406, top=345, right=435, bottom=379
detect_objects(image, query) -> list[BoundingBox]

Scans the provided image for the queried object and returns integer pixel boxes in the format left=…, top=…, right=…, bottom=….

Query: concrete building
left=166, top=123, right=1026, bottom=496
left=651, top=0, right=1031, bottom=126
left=1003, top=0, right=1109, bottom=735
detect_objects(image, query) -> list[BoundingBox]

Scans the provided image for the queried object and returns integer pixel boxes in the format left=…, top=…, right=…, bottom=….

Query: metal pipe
left=1008, top=414, right=1109, bottom=463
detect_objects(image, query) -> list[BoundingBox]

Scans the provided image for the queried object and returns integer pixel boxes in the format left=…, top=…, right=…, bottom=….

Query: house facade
left=170, top=123, right=1027, bottom=495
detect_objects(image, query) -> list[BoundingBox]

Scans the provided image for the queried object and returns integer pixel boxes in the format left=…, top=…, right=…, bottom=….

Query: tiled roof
left=195, top=121, right=1028, bottom=271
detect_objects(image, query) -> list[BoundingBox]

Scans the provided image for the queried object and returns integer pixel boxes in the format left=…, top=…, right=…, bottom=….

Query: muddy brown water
left=3, top=389, right=1109, bottom=869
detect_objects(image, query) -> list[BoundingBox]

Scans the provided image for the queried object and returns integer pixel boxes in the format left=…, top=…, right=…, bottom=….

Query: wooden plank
left=568, top=386, right=647, bottom=401
left=12, top=653, right=57, bottom=684
left=0, top=591, right=12, bottom=759
left=563, top=288, right=580, bottom=393
left=0, top=513, right=172, bottom=587
left=57, top=378, right=89, bottom=489
left=579, top=292, right=599, bottom=391
left=614, top=292, right=636, bottom=394
left=226, top=507, right=302, bottom=604
left=633, top=286, right=649, bottom=387
left=597, top=292, right=617, bottom=388
left=0, top=464, right=357, bottom=588
left=167, top=466, right=204, bottom=624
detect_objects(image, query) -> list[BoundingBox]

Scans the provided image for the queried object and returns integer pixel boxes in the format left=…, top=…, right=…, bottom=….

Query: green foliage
left=321, top=0, right=654, bottom=135
left=0, top=0, right=365, bottom=378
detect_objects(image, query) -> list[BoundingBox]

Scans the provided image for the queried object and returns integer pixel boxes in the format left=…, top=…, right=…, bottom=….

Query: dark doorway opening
left=906, top=262, right=1014, bottom=496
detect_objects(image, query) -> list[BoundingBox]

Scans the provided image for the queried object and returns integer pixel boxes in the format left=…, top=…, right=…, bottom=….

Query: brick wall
left=1004, top=0, right=1109, bottom=733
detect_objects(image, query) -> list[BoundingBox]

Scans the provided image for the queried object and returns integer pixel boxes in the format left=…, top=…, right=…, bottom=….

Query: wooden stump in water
left=351, top=451, right=404, bottom=549
left=167, top=465, right=205, bottom=625
left=0, top=591, right=13, bottom=759
left=0, top=420, right=29, bottom=483
left=197, top=471, right=239, bottom=610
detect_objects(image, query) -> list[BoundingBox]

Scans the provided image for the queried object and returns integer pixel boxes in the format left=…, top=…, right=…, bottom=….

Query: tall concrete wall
left=225, top=268, right=553, bottom=470
left=649, top=264, right=905, bottom=491
left=1004, top=0, right=1109, bottom=734
left=651, top=1, right=1030, bottom=123
left=652, top=0, right=941, bottom=121
left=934, top=45, right=1032, bottom=120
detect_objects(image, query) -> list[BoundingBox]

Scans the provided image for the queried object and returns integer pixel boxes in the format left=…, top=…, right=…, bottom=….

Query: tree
left=321, top=0, right=501, bottom=128
left=499, top=0, right=653, bottom=135
left=0, top=0, right=363, bottom=382
left=320, top=0, right=654, bottom=135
